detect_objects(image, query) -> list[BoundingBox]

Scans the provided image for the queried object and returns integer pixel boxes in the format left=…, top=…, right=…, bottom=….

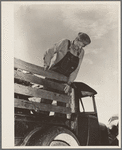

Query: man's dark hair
left=78, top=32, right=91, bottom=46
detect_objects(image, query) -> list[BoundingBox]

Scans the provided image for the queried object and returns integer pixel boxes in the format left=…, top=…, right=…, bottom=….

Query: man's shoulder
left=59, top=39, right=71, bottom=48
left=63, top=39, right=70, bottom=42
left=60, top=39, right=70, bottom=44
left=55, top=39, right=69, bottom=46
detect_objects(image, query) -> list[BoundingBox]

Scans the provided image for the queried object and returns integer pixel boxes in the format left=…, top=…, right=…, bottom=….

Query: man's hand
left=64, top=84, right=71, bottom=93
left=44, top=65, right=49, bottom=71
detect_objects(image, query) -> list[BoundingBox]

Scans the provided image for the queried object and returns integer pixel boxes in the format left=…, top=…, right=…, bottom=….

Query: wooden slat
left=14, top=98, right=71, bottom=114
left=14, top=70, right=65, bottom=92
left=14, top=58, right=68, bottom=82
left=14, top=83, right=70, bottom=103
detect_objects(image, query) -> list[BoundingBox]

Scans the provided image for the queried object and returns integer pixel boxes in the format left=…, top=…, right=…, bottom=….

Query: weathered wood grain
left=14, top=98, right=71, bottom=114
left=14, top=58, right=68, bottom=82
left=14, top=70, right=65, bottom=92
left=14, top=83, right=70, bottom=103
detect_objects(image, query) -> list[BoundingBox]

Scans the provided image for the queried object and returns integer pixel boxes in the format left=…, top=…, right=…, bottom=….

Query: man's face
left=74, top=37, right=85, bottom=49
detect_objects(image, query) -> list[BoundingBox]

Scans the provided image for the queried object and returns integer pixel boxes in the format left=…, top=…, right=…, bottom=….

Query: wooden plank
left=14, top=58, right=68, bottom=82
left=14, top=98, right=71, bottom=114
left=14, top=83, right=70, bottom=103
left=14, top=70, right=65, bottom=92
left=15, top=115, right=67, bottom=125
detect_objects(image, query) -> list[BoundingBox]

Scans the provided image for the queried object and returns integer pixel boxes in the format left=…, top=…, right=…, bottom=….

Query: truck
left=14, top=58, right=110, bottom=146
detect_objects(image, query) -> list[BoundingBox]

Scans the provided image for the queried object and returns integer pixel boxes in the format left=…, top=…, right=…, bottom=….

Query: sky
left=13, top=2, right=120, bottom=125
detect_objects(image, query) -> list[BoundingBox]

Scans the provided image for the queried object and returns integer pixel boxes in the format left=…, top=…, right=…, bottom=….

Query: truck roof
left=72, top=82, right=97, bottom=98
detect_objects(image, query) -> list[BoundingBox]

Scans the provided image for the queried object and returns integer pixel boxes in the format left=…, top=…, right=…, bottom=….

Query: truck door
left=77, top=96, right=100, bottom=146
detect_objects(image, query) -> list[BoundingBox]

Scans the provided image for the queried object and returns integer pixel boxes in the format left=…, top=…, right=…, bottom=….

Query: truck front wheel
left=34, top=126, right=80, bottom=146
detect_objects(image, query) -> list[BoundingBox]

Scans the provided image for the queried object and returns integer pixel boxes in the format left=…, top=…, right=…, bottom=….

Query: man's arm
left=43, top=39, right=69, bottom=69
left=43, top=47, right=55, bottom=70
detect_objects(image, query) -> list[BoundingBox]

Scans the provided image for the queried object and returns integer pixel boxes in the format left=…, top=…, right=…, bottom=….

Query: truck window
left=79, top=97, right=94, bottom=112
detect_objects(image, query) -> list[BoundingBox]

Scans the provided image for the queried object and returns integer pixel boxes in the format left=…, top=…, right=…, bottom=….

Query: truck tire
left=33, top=126, right=80, bottom=146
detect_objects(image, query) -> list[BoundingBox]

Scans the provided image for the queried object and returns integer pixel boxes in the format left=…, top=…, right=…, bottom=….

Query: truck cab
left=69, top=82, right=109, bottom=146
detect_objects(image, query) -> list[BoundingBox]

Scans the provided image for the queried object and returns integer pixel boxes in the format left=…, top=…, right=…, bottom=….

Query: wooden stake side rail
left=15, top=98, right=71, bottom=114
left=14, top=83, right=70, bottom=103
left=14, top=58, right=71, bottom=114
left=14, top=58, right=68, bottom=82
left=14, top=70, right=65, bottom=92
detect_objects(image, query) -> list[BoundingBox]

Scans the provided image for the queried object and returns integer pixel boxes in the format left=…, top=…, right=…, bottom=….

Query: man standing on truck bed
left=41, top=32, right=91, bottom=115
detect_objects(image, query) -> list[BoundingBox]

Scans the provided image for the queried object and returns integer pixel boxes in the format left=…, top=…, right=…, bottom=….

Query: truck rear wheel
left=33, top=126, right=80, bottom=146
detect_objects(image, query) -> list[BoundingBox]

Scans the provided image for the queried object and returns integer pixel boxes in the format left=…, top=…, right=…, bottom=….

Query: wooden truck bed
left=14, top=58, right=72, bottom=116
left=14, top=58, right=76, bottom=145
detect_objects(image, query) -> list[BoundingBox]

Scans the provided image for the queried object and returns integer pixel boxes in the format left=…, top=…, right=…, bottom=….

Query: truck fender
left=99, top=123, right=109, bottom=145
left=30, top=126, right=80, bottom=146
left=21, top=126, right=80, bottom=146
left=21, top=126, right=48, bottom=146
